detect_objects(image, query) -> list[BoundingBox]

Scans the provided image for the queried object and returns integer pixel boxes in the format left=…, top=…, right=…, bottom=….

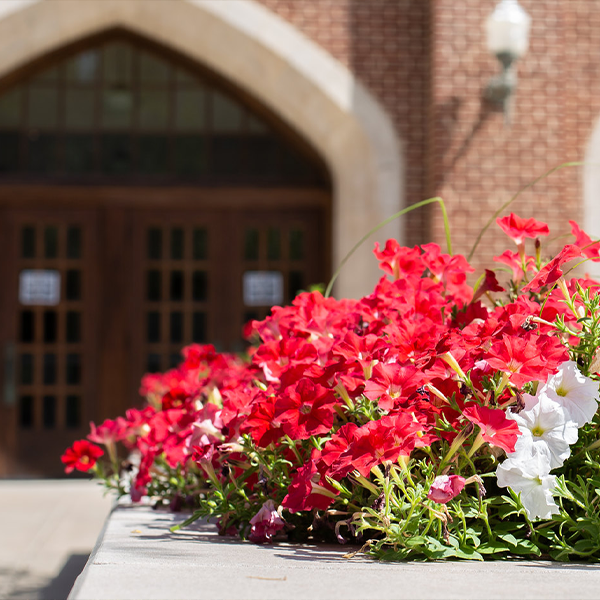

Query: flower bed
left=64, top=210, right=600, bottom=561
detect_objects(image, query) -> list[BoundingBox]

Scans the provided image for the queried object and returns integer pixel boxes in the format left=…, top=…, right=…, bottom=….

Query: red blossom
left=346, top=413, right=426, bottom=477
left=363, top=362, right=422, bottom=410
left=493, top=250, right=535, bottom=283
left=274, top=378, right=337, bottom=440
left=248, top=500, right=286, bottom=543
left=497, top=213, right=550, bottom=245
left=472, top=269, right=504, bottom=302
left=88, top=418, right=128, bottom=445
left=61, top=440, right=104, bottom=473
left=242, top=392, right=284, bottom=448
left=486, top=334, right=548, bottom=387
left=462, top=404, right=519, bottom=453
left=281, top=453, right=337, bottom=513
left=570, top=220, right=600, bottom=262
left=374, top=240, right=424, bottom=280
left=421, top=243, right=474, bottom=304
left=522, top=245, right=583, bottom=292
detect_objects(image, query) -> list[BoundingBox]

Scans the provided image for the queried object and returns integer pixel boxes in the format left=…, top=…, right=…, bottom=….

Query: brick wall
left=431, top=0, right=600, bottom=274
left=258, top=0, right=432, bottom=248
left=258, top=0, right=600, bottom=277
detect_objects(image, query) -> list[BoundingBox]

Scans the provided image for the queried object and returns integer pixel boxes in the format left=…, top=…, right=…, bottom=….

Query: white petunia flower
left=539, top=361, right=599, bottom=427
left=507, top=393, right=578, bottom=469
left=496, top=453, right=559, bottom=520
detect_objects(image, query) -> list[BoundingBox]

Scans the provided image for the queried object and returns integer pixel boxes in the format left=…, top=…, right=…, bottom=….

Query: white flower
left=539, top=361, right=599, bottom=427
left=507, top=393, right=578, bottom=469
left=496, top=453, right=559, bottom=520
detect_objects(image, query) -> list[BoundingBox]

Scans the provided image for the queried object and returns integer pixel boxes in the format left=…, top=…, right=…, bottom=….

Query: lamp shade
left=486, top=0, right=531, bottom=58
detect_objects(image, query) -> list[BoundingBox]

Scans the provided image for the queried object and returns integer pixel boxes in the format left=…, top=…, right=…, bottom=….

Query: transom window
left=0, top=36, right=328, bottom=185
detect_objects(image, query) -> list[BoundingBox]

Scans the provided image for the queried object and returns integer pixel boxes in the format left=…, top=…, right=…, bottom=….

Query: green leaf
left=455, top=545, right=484, bottom=561
left=404, top=535, right=428, bottom=548
left=512, top=540, right=542, bottom=556
left=497, top=532, right=519, bottom=547
left=376, top=547, right=413, bottom=561
left=574, top=539, right=598, bottom=553
left=477, top=541, right=511, bottom=554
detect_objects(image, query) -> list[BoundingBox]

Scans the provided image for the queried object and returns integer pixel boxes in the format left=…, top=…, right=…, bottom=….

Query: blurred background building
left=0, top=0, right=597, bottom=475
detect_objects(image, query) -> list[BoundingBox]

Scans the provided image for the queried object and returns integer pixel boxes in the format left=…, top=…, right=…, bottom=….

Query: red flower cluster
left=62, top=213, right=600, bottom=548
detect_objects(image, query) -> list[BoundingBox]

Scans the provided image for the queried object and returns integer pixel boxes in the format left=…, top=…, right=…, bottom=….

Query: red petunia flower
left=248, top=500, right=286, bottom=543
left=88, top=417, right=128, bottom=445
left=497, top=213, right=549, bottom=246
left=462, top=404, right=520, bottom=453
left=281, top=452, right=338, bottom=513
left=486, top=334, right=547, bottom=388
left=472, top=269, right=505, bottom=302
left=61, top=439, right=104, bottom=473
left=346, top=413, right=425, bottom=477
left=363, top=362, right=422, bottom=410
left=421, top=243, right=474, bottom=304
left=493, top=250, right=535, bottom=283
left=274, top=378, right=337, bottom=440
left=569, top=220, right=600, bottom=262
left=373, top=240, right=424, bottom=280
left=522, top=244, right=583, bottom=293
left=242, top=392, right=284, bottom=448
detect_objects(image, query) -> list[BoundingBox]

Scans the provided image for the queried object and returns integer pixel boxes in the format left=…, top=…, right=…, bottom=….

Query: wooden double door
left=0, top=189, right=329, bottom=476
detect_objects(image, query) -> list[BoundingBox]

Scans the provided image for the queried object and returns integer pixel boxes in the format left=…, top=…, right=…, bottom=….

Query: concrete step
left=71, top=502, right=600, bottom=600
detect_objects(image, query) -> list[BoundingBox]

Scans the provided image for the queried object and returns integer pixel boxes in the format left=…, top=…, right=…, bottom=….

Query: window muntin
left=0, top=37, right=327, bottom=186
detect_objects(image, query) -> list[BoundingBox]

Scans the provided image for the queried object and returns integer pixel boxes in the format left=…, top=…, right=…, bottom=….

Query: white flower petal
left=507, top=394, right=578, bottom=469
left=496, top=454, right=559, bottom=520
left=540, top=361, right=599, bottom=427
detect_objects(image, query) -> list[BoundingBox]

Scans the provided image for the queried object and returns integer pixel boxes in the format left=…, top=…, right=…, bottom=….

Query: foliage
left=63, top=209, right=600, bottom=561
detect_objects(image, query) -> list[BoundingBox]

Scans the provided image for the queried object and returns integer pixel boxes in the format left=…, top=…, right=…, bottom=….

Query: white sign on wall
left=19, top=270, right=61, bottom=306
left=243, top=271, right=284, bottom=306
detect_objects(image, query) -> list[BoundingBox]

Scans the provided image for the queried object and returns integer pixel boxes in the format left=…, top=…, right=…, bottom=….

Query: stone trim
left=69, top=503, right=600, bottom=599
left=584, top=118, right=600, bottom=279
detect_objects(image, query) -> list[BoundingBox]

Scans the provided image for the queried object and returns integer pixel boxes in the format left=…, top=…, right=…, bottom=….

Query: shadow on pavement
left=4, top=553, right=89, bottom=600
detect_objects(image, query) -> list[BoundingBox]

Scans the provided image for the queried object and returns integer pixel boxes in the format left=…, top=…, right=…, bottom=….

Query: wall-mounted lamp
left=484, top=0, right=531, bottom=125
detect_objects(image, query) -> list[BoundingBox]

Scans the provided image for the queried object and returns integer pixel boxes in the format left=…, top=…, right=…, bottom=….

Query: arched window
left=0, top=32, right=329, bottom=187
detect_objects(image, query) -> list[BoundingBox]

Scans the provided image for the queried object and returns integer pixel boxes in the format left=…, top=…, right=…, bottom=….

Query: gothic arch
left=0, top=0, right=404, bottom=298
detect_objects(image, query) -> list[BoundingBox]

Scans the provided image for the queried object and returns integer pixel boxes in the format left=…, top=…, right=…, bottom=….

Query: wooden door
left=0, top=210, right=98, bottom=476
left=0, top=197, right=329, bottom=476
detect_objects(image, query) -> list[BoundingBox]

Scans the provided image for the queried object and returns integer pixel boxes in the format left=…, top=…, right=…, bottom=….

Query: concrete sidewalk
left=0, top=479, right=113, bottom=600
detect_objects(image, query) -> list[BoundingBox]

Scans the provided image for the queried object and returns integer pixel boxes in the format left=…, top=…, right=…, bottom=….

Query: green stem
left=457, top=507, right=468, bottom=545
left=421, top=510, right=435, bottom=537
left=284, top=435, right=304, bottom=465
left=325, top=197, right=450, bottom=298
left=467, top=161, right=584, bottom=262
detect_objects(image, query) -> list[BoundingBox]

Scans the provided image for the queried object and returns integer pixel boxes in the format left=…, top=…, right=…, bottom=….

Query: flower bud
left=427, top=474, right=466, bottom=504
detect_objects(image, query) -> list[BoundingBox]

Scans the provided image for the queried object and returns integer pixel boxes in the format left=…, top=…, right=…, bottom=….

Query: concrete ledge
left=70, top=503, right=600, bottom=600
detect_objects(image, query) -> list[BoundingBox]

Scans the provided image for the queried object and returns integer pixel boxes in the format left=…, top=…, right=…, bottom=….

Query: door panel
left=232, top=210, right=325, bottom=350
left=132, top=212, right=225, bottom=380
left=1, top=211, right=98, bottom=476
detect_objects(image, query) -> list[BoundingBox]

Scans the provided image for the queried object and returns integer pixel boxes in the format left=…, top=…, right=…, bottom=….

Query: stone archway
left=0, top=0, right=403, bottom=298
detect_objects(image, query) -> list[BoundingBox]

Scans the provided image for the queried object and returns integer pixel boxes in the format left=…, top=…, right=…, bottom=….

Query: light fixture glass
left=484, top=0, right=531, bottom=125
left=486, top=0, right=531, bottom=59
